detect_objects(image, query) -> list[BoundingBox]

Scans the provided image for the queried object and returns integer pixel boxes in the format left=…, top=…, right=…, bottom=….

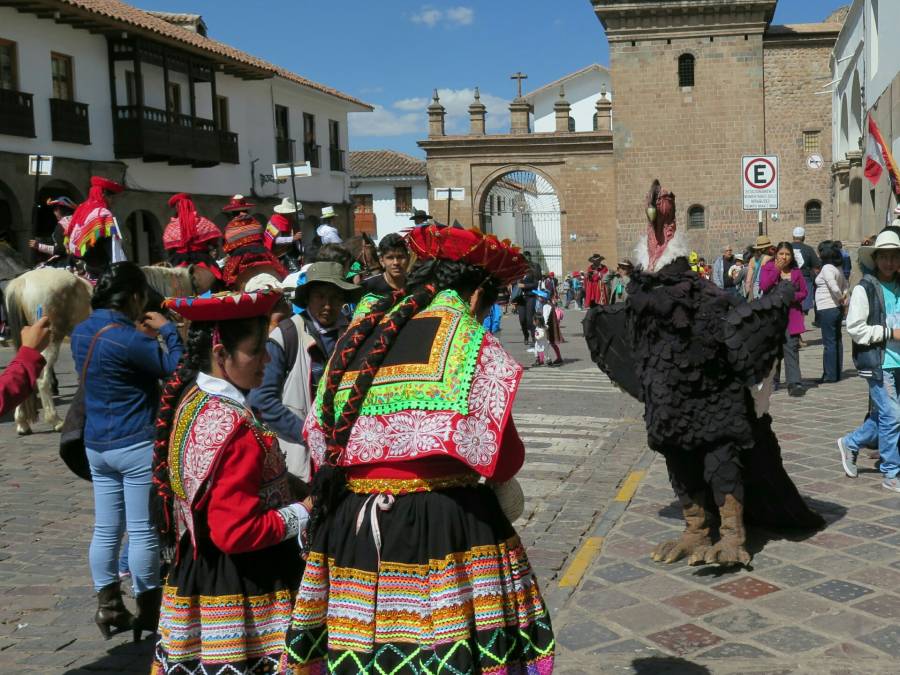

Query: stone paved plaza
left=0, top=308, right=897, bottom=673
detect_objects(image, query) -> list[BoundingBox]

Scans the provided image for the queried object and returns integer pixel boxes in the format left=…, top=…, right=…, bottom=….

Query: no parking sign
left=742, top=155, right=779, bottom=211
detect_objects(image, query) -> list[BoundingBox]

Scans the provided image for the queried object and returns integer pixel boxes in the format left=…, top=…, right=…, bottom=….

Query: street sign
left=28, top=155, right=53, bottom=176
left=433, top=187, right=465, bottom=201
left=742, top=155, right=778, bottom=210
left=806, top=153, right=824, bottom=170
left=272, top=162, right=312, bottom=181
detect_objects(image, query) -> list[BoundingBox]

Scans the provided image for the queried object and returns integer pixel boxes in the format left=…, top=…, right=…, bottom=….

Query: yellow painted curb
left=614, top=469, right=646, bottom=503
left=558, top=536, right=603, bottom=588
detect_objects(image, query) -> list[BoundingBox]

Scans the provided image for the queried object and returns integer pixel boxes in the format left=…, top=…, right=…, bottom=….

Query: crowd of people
left=0, top=177, right=555, bottom=674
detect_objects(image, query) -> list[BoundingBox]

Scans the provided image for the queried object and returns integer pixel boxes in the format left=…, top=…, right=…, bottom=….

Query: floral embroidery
left=346, top=416, right=386, bottom=462
left=384, top=410, right=454, bottom=457
left=468, top=337, right=519, bottom=425
left=452, top=417, right=497, bottom=466
left=191, top=399, right=237, bottom=448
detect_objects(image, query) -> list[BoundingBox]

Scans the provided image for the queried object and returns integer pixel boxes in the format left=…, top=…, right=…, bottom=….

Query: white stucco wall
left=529, top=67, right=612, bottom=133
left=832, top=0, right=864, bottom=161
left=865, top=0, right=900, bottom=110
left=0, top=8, right=362, bottom=204
left=351, top=178, right=427, bottom=240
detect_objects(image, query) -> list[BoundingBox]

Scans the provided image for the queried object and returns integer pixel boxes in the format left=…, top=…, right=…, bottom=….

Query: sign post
left=273, top=148, right=310, bottom=259
left=27, top=154, right=53, bottom=244
left=742, top=155, right=778, bottom=234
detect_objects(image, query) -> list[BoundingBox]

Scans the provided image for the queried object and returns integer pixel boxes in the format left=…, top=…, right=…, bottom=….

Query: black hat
left=409, top=209, right=431, bottom=221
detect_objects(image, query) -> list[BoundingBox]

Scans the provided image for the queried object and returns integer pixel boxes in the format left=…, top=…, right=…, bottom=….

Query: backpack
left=276, top=316, right=300, bottom=367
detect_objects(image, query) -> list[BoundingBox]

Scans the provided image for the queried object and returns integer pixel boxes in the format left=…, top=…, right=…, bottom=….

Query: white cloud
left=349, top=106, right=423, bottom=137
left=350, top=88, right=510, bottom=139
left=410, top=5, right=474, bottom=28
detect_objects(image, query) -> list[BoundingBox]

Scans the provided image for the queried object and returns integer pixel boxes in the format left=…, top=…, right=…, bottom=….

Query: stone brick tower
left=593, top=0, right=778, bottom=256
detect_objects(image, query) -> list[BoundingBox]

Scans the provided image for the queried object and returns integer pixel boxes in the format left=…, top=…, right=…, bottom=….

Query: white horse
left=4, top=268, right=92, bottom=434
left=4, top=264, right=213, bottom=435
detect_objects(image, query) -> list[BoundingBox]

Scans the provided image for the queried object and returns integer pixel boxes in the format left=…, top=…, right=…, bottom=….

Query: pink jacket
left=0, top=347, right=45, bottom=417
left=759, top=261, right=807, bottom=336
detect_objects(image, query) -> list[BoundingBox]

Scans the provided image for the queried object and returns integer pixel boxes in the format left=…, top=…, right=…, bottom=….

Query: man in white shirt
left=315, top=206, right=342, bottom=244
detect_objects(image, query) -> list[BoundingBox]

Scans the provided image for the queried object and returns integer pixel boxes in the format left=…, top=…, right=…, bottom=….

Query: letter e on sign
left=742, top=155, right=778, bottom=211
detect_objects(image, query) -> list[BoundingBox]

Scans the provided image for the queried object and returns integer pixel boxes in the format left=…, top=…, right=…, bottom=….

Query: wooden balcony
left=304, top=142, right=321, bottom=168
left=50, top=98, right=90, bottom=144
left=329, top=146, right=345, bottom=172
left=275, top=137, right=294, bottom=164
left=112, top=105, right=233, bottom=166
left=219, top=131, right=239, bottom=164
left=0, top=88, right=35, bottom=138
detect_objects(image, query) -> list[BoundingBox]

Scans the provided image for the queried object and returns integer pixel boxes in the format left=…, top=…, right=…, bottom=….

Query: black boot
left=95, top=581, right=134, bottom=640
left=132, top=587, right=163, bottom=642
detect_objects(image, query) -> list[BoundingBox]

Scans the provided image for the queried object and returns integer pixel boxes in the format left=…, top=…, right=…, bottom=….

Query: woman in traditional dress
left=281, top=225, right=555, bottom=674
left=66, top=176, right=127, bottom=279
left=220, top=195, right=287, bottom=290
left=149, top=290, right=310, bottom=673
left=163, top=192, right=223, bottom=283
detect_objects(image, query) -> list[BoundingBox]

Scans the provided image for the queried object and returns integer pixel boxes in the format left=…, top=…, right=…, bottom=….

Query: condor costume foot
left=651, top=495, right=712, bottom=564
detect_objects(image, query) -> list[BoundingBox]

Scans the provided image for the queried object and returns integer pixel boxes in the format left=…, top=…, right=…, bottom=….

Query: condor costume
left=151, top=291, right=307, bottom=675
left=583, top=180, right=823, bottom=568
left=163, top=193, right=222, bottom=280
left=281, top=226, right=554, bottom=674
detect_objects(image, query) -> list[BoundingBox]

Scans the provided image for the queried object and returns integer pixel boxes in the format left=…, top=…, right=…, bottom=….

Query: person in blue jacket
left=71, top=262, right=183, bottom=639
left=482, top=303, right=502, bottom=334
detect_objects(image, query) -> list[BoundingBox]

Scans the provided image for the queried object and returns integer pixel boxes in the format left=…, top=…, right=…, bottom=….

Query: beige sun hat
left=859, top=228, right=900, bottom=271
left=273, top=198, right=302, bottom=215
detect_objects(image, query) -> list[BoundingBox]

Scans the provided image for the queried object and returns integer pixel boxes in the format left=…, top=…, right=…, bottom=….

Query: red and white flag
left=864, top=116, right=900, bottom=194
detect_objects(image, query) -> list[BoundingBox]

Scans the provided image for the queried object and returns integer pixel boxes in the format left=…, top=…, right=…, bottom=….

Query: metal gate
left=480, top=170, right=561, bottom=276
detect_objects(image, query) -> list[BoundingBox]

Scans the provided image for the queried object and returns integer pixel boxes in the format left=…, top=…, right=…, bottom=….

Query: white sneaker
left=837, top=438, right=858, bottom=478
left=882, top=477, right=900, bottom=493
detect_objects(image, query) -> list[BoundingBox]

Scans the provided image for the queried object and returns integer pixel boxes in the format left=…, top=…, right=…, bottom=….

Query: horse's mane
left=141, top=265, right=192, bottom=298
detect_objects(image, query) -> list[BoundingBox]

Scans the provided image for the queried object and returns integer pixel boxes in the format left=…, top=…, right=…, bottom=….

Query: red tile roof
left=350, top=150, right=427, bottom=178
left=34, top=0, right=372, bottom=110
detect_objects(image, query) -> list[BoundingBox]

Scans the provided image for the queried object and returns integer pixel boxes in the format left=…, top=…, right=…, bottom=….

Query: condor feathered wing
left=582, top=303, right=642, bottom=400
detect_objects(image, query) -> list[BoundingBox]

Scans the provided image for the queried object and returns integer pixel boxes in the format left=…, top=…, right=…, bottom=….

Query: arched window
left=805, top=200, right=822, bottom=225
left=687, top=204, right=705, bottom=229
left=678, top=53, right=695, bottom=88
left=568, top=116, right=576, bottom=132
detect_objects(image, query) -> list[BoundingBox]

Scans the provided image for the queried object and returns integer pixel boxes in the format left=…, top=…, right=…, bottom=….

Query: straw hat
left=274, top=198, right=302, bottom=215
left=753, top=235, right=774, bottom=250
left=858, top=229, right=900, bottom=271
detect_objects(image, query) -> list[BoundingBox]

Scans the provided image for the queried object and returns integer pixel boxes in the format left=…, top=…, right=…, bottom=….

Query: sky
left=136, top=0, right=850, bottom=157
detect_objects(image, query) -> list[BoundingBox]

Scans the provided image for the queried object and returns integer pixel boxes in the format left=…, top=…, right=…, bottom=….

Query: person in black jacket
left=513, top=269, right=538, bottom=344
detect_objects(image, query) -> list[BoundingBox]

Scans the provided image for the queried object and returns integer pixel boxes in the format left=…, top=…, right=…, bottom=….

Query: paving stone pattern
left=553, top=332, right=900, bottom=674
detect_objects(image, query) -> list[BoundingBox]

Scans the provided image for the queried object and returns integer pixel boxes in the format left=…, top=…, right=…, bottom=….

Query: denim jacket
left=71, top=308, right=183, bottom=451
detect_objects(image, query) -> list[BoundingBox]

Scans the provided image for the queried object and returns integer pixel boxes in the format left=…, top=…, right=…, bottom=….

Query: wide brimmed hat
left=243, top=273, right=284, bottom=292
left=320, top=205, right=335, bottom=219
left=533, top=289, right=550, bottom=300
left=274, top=198, right=302, bottom=215
left=753, top=235, right=774, bottom=250
left=294, top=262, right=362, bottom=306
left=859, top=229, right=900, bottom=271
left=46, top=196, right=76, bottom=210
left=90, top=176, right=125, bottom=194
left=617, top=258, right=634, bottom=269
left=409, top=209, right=431, bottom=221
left=222, top=194, right=255, bottom=213
left=406, top=224, right=529, bottom=285
left=163, top=290, right=281, bottom=322
left=167, top=192, right=191, bottom=208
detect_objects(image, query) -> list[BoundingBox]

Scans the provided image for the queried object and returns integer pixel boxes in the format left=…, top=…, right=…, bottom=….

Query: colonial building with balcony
left=0, top=0, right=371, bottom=262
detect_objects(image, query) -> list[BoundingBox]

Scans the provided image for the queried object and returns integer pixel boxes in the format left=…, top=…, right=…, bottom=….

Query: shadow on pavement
left=632, top=656, right=712, bottom=674
left=62, top=637, right=154, bottom=674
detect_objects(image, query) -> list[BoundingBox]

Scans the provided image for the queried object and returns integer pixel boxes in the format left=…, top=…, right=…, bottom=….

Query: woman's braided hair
left=306, top=258, right=499, bottom=538
left=150, top=316, right=269, bottom=549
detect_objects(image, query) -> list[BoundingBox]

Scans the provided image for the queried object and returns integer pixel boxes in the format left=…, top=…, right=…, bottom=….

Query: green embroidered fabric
left=315, top=290, right=486, bottom=423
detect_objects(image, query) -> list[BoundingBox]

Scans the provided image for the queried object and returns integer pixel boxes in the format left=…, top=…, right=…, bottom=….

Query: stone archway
left=478, top=168, right=562, bottom=276
left=122, top=210, right=163, bottom=265
left=0, top=179, right=23, bottom=251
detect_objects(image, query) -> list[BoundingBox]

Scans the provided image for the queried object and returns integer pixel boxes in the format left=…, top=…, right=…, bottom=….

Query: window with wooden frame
left=395, top=186, right=412, bottom=214
left=274, top=105, right=289, bottom=139
left=328, top=119, right=340, bottom=149
left=0, top=38, right=18, bottom=91
left=353, top=194, right=373, bottom=213
left=124, top=70, right=141, bottom=106
left=216, top=95, right=230, bottom=131
left=678, top=53, right=695, bottom=88
left=303, top=112, right=316, bottom=144
left=51, top=52, right=74, bottom=101
left=803, top=130, right=820, bottom=154
left=167, top=82, right=182, bottom=115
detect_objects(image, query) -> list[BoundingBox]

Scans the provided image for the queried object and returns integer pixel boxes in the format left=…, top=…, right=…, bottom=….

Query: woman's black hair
left=377, top=233, right=409, bottom=258
left=91, top=261, right=148, bottom=311
left=150, top=315, right=270, bottom=549
left=817, top=240, right=842, bottom=267
left=774, top=241, right=798, bottom=269
left=306, top=258, right=500, bottom=539
left=315, top=243, right=352, bottom=268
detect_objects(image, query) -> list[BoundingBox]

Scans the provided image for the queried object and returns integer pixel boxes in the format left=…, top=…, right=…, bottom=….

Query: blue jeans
left=842, top=370, right=900, bottom=478
left=818, top=306, right=843, bottom=382
left=86, top=440, right=160, bottom=594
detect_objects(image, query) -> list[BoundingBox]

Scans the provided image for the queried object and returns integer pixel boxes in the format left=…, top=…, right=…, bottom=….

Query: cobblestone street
left=1, top=309, right=898, bottom=673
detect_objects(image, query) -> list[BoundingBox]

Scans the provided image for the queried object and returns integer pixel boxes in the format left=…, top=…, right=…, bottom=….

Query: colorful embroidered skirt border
left=280, top=484, right=555, bottom=674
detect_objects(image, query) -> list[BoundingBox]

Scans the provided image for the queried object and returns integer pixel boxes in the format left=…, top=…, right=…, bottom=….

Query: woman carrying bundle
left=149, top=290, right=310, bottom=674
left=281, top=225, right=555, bottom=673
